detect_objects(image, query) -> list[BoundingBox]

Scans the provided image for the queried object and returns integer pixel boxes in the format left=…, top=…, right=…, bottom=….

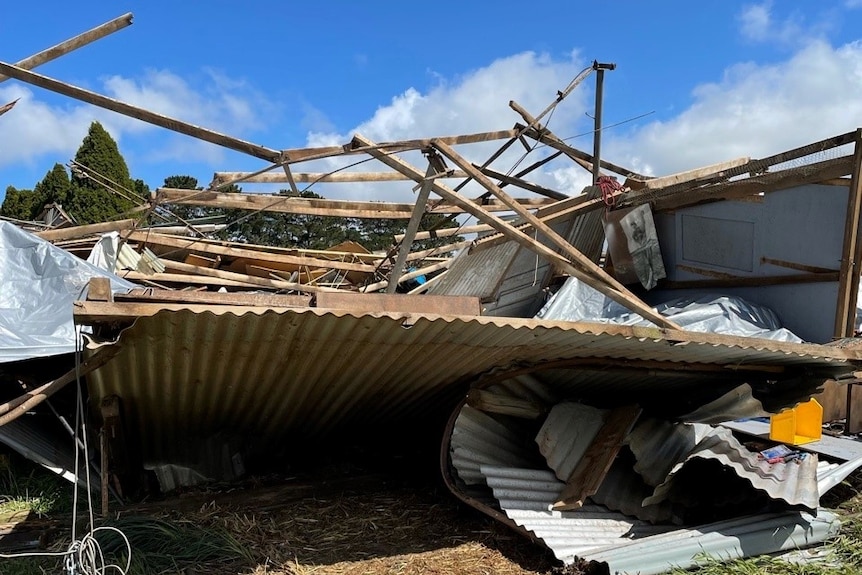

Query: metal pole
left=591, top=61, right=616, bottom=185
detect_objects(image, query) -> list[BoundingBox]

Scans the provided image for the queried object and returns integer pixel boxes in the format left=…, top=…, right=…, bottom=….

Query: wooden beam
left=116, top=288, right=311, bottom=308
left=395, top=224, right=490, bottom=243
left=466, top=388, right=546, bottom=419
left=73, top=301, right=290, bottom=323
left=87, top=278, right=113, bottom=302
left=479, top=165, right=568, bottom=200
left=210, top=170, right=469, bottom=186
left=663, top=272, right=838, bottom=290
left=156, top=259, right=339, bottom=293
left=836, top=131, right=862, bottom=338
left=0, top=62, right=282, bottom=163
left=432, top=139, right=678, bottom=328
left=0, top=13, right=134, bottom=84
left=628, top=157, right=750, bottom=191
left=388, top=162, right=438, bottom=293
left=315, top=292, right=481, bottom=316
left=126, top=230, right=376, bottom=274
left=360, top=260, right=452, bottom=293
left=552, top=406, right=642, bottom=511
left=356, top=133, right=681, bottom=330
left=761, top=257, right=838, bottom=275
left=119, top=270, right=271, bottom=289
left=648, top=155, right=855, bottom=212
left=280, top=129, right=520, bottom=165
left=516, top=122, right=648, bottom=179
left=35, top=218, right=139, bottom=242
left=155, top=188, right=554, bottom=218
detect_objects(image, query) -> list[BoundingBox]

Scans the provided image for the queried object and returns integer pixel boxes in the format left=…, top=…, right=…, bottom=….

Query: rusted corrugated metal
left=85, top=307, right=859, bottom=475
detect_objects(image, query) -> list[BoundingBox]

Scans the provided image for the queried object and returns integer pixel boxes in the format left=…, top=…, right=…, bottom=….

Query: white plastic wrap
left=536, top=276, right=802, bottom=342
left=0, top=222, right=136, bottom=363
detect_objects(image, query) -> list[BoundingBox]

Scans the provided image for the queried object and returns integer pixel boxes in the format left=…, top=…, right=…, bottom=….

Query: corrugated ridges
left=643, top=427, right=820, bottom=510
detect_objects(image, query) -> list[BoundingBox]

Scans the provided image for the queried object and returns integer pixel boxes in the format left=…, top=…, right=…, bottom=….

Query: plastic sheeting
left=536, top=276, right=802, bottom=342
left=0, top=222, right=135, bottom=363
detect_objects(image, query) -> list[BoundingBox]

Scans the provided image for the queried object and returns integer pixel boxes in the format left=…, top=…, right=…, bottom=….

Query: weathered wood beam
left=0, top=62, right=281, bottom=162
left=155, top=188, right=554, bottom=219
left=211, top=170, right=469, bottom=186
left=479, top=165, right=568, bottom=200
left=552, top=406, right=642, bottom=511
left=315, top=292, right=480, bottom=316
left=647, top=155, right=854, bottom=212
left=116, top=288, right=312, bottom=308
left=126, top=230, right=376, bottom=274
left=36, top=218, right=138, bottom=241
left=281, top=129, right=521, bottom=164
left=627, top=157, right=751, bottom=191
left=360, top=260, right=451, bottom=293
left=74, top=301, right=289, bottom=323
left=663, top=272, right=839, bottom=290
left=388, top=162, right=438, bottom=293
left=395, top=224, right=490, bottom=243
left=119, top=270, right=267, bottom=289
left=0, top=13, right=134, bottom=84
left=836, top=131, right=862, bottom=338
left=157, top=259, right=338, bottom=293
left=356, top=133, right=680, bottom=330
left=515, top=122, right=649, bottom=180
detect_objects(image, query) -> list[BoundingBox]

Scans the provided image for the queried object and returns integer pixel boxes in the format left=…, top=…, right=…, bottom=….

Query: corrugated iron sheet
left=85, top=307, right=859, bottom=474
left=626, top=418, right=713, bottom=487
left=586, top=509, right=841, bottom=575
left=478, top=465, right=672, bottom=563
left=535, top=402, right=606, bottom=481
left=643, top=426, right=820, bottom=510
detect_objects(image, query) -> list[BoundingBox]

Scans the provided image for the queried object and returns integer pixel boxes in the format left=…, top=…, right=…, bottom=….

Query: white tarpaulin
left=0, top=221, right=135, bottom=363
left=536, top=276, right=802, bottom=342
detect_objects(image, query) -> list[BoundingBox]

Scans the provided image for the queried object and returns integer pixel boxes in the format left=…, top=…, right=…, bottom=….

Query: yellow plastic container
left=769, top=398, right=823, bottom=445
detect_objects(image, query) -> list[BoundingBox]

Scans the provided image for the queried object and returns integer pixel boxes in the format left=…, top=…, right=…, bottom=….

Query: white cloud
left=738, top=2, right=814, bottom=47
left=302, top=51, right=597, bottom=201
left=607, top=40, right=862, bottom=176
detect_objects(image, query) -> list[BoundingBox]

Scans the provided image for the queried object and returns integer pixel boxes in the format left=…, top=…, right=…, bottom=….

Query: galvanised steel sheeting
left=626, top=418, right=713, bottom=487
left=644, top=426, right=820, bottom=510
left=585, top=509, right=841, bottom=575
left=535, top=402, right=605, bottom=481
left=86, top=307, right=859, bottom=466
left=479, top=465, right=673, bottom=564
left=450, top=405, right=538, bottom=485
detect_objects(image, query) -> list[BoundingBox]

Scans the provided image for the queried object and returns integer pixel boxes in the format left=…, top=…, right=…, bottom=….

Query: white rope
left=0, top=327, right=132, bottom=574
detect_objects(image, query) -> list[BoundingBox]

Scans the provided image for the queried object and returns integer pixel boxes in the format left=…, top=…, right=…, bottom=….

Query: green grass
left=0, top=453, right=73, bottom=517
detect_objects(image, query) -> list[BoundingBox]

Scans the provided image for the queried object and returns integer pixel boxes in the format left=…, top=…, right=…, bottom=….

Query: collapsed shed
left=4, top=11, right=862, bottom=573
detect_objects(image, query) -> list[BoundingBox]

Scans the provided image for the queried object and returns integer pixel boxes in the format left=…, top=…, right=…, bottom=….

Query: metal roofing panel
left=85, top=307, right=860, bottom=472
left=626, top=418, right=713, bottom=487
left=586, top=509, right=840, bottom=575
left=643, top=426, right=820, bottom=510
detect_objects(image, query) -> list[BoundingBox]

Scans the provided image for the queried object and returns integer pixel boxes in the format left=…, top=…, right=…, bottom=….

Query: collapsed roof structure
left=4, top=11, right=862, bottom=574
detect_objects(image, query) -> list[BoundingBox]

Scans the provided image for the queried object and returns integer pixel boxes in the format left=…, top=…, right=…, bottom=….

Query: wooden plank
left=663, top=272, right=838, bottom=289
left=36, top=218, right=138, bottom=241
left=360, top=260, right=452, bottom=293
left=117, top=288, right=312, bottom=308
left=761, top=257, right=838, bottom=274
left=155, top=188, right=553, bottom=219
left=837, top=132, right=862, bottom=338
left=126, top=230, right=377, bottom=274
left=315, top=292, right=481, bottom=316
left=0, top=62, right=282, bottom=163
left=211, top=170, right=468, bottom=186
left=650, top=155, right=855, bottom=212
left=552, top=405, right=642, bottom=511
left=630, top=157, right=751, bottom=191
left=280, top=129, right=520, bottom=164
left=356, top=133, right=681, bottom=330
left=388, top=163, right=438, bottom=293
left=185, top=253, right=220, bottom=268
left=74, top=301, right=295, bottom=323
left=87, top=278, right=113, bottom=302
left=0, top=13, right=134, bottom=84
left=119, top=270, right=265, bottom=289
left=466, top=388, right=546, bottom=419
left=479, top=166, right=568, bottom=200
left=158, top=259, right=337, bottom=293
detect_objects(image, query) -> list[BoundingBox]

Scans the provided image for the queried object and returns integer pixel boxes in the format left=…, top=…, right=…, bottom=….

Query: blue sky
left=2, top=1, right=862, bottom=204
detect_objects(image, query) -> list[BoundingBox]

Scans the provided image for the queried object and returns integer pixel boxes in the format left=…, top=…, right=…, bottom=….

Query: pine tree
left=65, top=121, right=137, bottom=224
left=0, top=186, right=40, bottom=221
left=33, top=163, right=72, bottom=208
